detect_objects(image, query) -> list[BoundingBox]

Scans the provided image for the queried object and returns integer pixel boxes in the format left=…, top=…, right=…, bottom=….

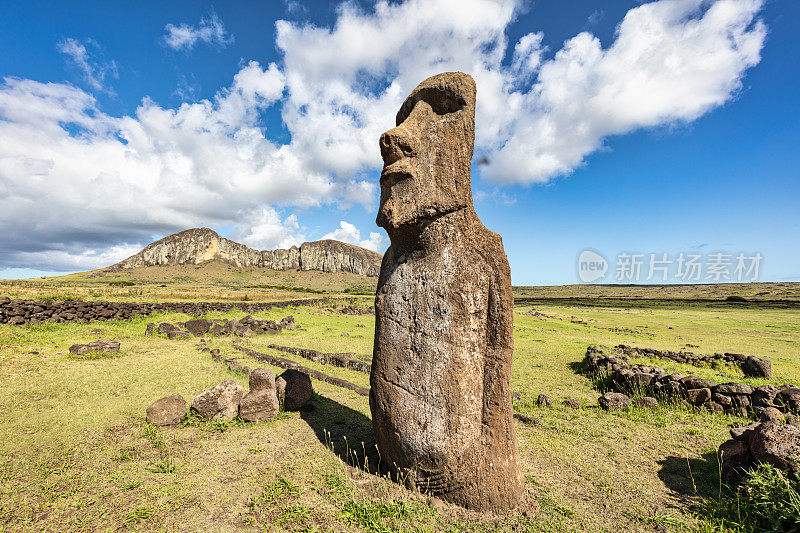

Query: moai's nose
left=380, top=127, right=417, bottom=166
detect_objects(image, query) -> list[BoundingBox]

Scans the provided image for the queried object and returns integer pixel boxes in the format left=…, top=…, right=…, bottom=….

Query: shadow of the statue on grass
left=299, top=393, right=383, bottom=477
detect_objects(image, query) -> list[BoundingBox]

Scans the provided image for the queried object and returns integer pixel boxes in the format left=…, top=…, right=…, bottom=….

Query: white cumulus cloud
left=321, top=221, right=389, bottom=253
left=163, top=11, right=233, bottom=51
left=229, top=208, right=306, bottom=250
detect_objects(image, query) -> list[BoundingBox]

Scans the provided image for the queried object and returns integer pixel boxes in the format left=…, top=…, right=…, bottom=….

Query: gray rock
left=752, top=385, right=780, bottom=407
left=742, top=356, right=772, bottom=379
left=563, top=398, right=581, bottom=409
left=681, top=376, right=716, bottom=390
left=714, top=382, right=754, bottom=395
left=718, top=438, right=754, bottom=484
left=191, top=379, right=245, bottom=420
left=778, top=387, right=800, bottom=413
left=184, top=319, right=212, bottom=336
left=747, top=422, right=800, bottom=477
left=68, top=339, right=120, bottom=356
left=537, top=394, right=552, bottom=408
left=713, top=392, right=733, bottom=407
left=240, top=369, right=280, bottom=422
left=686, top=387, right=711, bottom=405
left=146, top=395, right=187, bottom=426
left=756, top=406, right=785, bottom=423
left=599, top=392, right=631, bottom=411
left=635, top=397, right=659, bottom=409
left=730, top=423, right=760, bottom=440
left=158, top=322, right=180, bottom=336
left=276, top=369, right=312, bottom=411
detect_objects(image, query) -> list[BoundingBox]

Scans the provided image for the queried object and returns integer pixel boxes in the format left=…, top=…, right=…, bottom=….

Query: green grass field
left=1, top=277, right=799, bottom=531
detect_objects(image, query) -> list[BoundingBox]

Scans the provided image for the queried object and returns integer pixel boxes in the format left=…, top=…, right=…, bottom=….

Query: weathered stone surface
left=681, top=376, right=716, bottom=390
left=599, top=392, right=631, bottom=411
left=563, top=398, right=581, bottom=409
left=240, top=369, right=280, bottom=422
left=184, top=319, right=212, bottom=336
left=714, top=382, right=754, bottom=395
left=756, top=406, right=785, bottom=423
left=275, top=369, right=312, bottom=411
left=779, top=387, right=800, bottom=413
left=635, top=397, right=659, bottom=409
left=190, top=379, right=245, bottom=420
left=109, top=227, right=382, bottom=276
left=687, top=388, right=711, bottom=405
left=370, top=72, right=522, bottom=513
left=146, top=395, right=187, bottom=426
left=747, top=422, right=800, bottom=477
left=718, top=438, right=754, bottom=484
left=158, top=322, right=180, bottom=336
left=537, top=394, right=552, bottom=408
left=742, top=356, right=772, bottom=379
left=68, top=339, right=120, bottom=356
left=713, top=392, right=733, bottom=407
left=752, top=385, right=780, bottom=407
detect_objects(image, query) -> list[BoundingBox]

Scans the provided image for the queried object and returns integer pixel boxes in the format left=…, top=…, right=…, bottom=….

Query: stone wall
left=585, top=345, right=798, bottom=420
left=0, top=296, right=342, bottom=326
left=614, top=344, right=771, bottom=378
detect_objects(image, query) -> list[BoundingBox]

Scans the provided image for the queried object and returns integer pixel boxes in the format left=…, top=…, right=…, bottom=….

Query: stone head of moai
left=376, top=72, right=476, bottom=236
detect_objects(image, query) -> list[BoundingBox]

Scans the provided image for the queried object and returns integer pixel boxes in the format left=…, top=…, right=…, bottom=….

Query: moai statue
left=370, top=72, right=523, bottom=512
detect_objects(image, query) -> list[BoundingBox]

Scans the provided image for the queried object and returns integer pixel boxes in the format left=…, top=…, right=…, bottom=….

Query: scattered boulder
left=158, top=322, right=180, bottom=336
left=747, top=422, right=800, bottom=477
left=275, top=369, right=312, bottom=411
left=184, top=319, right=212, bottom=336
left=742, top=356, right=772, bottom=379
left=146, top=395, right=187, bottom=426
left=599, top=392, right=630, bottom=411
left=239, top=369, right=280, bottom=422
left=537, top=394, right=552, bottom=408
left=190, top=379, right=246, bottom=420
left=68, top=339, right=120, bottom=356
left=563, top=398, right=581, bottom=409
left=635, top=397, right=659, bottom=409
left=720, top=421, right=800, bottom=484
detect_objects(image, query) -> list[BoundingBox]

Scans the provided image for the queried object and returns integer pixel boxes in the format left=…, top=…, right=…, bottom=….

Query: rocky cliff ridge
left=110, top=228, right=383, bottom=277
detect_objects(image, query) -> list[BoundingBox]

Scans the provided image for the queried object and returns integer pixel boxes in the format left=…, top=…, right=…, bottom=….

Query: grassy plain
left=1, top=273, right=799, bottom=531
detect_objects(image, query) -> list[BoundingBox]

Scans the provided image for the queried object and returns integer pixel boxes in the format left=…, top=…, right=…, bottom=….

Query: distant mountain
left=108, top=228, right=383, bottom=277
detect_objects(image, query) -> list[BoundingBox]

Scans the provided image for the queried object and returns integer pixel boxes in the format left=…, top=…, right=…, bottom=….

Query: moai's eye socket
left=418, top=86, right=466, bottom=116
left=395, top=87, right=466, bottom=126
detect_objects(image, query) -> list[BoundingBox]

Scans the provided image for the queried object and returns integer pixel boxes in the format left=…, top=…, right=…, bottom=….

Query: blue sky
left=0, top=0, right=797, bottom=284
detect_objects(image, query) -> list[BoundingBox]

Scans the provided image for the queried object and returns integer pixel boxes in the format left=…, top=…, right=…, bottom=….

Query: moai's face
left=376, top=72, right=476, bottom=233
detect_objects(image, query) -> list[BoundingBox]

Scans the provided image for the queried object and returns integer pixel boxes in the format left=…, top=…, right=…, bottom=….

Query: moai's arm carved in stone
left=371, top=72, right=523, bottom=513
